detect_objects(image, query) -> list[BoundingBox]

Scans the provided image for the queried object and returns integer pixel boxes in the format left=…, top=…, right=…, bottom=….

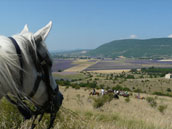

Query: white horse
left=0, top=21, right=63, bottom=129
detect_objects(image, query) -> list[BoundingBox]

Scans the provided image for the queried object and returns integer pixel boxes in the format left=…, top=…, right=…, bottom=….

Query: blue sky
left=0, top=0, right=172, bottom=51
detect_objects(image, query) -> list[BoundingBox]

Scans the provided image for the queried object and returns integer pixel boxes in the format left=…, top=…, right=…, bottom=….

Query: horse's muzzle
left=44, top=86, right=63, bottom=114
left=53, top=89, right=63, bottom=112
left=57, top=91, right=63, bottom=106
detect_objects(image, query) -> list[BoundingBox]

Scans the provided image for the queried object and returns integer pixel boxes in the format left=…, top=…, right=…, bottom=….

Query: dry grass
left=88, top=69, right=131, bottom=73
left=64, top=59, right=97, bottom=72
left=59, top=86, right=172, bottom=129
left=1, top=86, right=172, bottom=129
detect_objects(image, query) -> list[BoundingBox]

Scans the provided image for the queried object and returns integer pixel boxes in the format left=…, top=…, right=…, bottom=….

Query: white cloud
left=168, top=34, right=172, bottom=38
left=130, top=34, right=137, bottom=39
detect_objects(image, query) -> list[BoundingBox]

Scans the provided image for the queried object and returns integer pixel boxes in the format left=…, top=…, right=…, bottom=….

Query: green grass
left=0, top=98, right=23, bottom=129
left=92, top=94, right=114, bottom=108
left=53, top=73, right=86, bottom=80
left=158, top=105, right=167, bottom=114
left=0, top=98, right=89, bottom=129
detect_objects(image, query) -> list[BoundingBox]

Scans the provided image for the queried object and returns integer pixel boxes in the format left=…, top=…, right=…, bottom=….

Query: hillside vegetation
left=1, top=86, right=172, bottom=129
left=87, top=38, right=172, bottom=59
left=1, top=69, right=172, bottom=129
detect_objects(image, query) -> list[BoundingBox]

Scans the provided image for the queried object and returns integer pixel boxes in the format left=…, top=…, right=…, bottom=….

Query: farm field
left=64, top=59, right=97, bottom=72
left=89, top=69, right=131, bottom=73
left=52, top=59, right=77, bottom=72
left=52, top=59, right=97, bottom=73
left=85, top=59, right=172, bottom=71
left=52, top=58, right=172, bottom=73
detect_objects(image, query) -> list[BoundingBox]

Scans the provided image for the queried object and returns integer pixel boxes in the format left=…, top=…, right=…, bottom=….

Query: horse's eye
left=45, top=59, right=52, bottom=67
left=49, top=61, right=53, bottom=67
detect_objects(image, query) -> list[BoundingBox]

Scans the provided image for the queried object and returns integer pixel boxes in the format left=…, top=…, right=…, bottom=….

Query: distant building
left=165, top=73, right=172, bottom=79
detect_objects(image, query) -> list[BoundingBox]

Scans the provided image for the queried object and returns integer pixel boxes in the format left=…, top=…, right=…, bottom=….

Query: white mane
left=0, top=34, right=38, bottom=98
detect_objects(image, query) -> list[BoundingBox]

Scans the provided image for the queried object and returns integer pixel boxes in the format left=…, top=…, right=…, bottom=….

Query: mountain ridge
left=87, top=38, right=172, bottom=59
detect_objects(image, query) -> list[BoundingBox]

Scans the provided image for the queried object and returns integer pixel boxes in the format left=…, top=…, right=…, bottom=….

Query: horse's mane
left=0, top=33, right=38, bottom=98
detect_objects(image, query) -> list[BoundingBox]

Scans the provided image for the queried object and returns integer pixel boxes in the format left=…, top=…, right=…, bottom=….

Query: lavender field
left=52, top=59, right=77, bottom=72
left=85, top=59, right=172, bottom=71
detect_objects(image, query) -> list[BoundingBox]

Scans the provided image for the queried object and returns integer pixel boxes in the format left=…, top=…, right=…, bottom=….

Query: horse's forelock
left=11, top=33, right=42, bottom=68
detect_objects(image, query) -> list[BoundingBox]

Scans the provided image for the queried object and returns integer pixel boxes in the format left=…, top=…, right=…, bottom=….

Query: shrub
left=130, top=69, right=138, bottom=73
left=93, top=94, right=113, bottom=108
left=58, top=69, right=62, bottom=72
left=84, top=111, right=93, bottom=119
left=153, top=92, right=172, bottom=97
left=72, top=85, right=80, bottom=89
left=56, top=79, right=71, bottom=86
left=95, top=78, right=99, bottom=80
left=99, top=84, right=104, bottom=89
left=126, top=74, right=135, bottom=79
left=146, top=97, right=157, bottom=108
left=125, top=97, right=130, bottom=103
left=64, top=86, right=69, bottom=91
left=78, top=82, right=87, bottom=87
left=87, top=82, right=97, bottom=88
left=93, top=97, right=105, bottom=108
left=123, top=87, right=131, bottom=92
left=113, top=85, right=123, bottom=91
left=134, top=88, right=143, bottom=93
left=139, top=75, right=144, bottom=78
left=105, top=93, right=114, bottom=102
left=158, top=105, right=167, bottom=114
left=166, top=88, right=171, bottom=92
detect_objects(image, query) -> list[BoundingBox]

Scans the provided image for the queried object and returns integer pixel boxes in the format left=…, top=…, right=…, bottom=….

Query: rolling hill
left=87, top=38, right=172, bottom=59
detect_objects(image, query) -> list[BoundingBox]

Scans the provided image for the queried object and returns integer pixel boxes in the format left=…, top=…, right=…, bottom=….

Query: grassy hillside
left=87, top=38, right=172, bottom=59
left=2, top=69, right=172, bottom=129
left=1, top=87, right=172, bottom=129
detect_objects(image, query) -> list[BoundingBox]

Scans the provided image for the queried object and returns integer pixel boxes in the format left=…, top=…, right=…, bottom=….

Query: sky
left=0, top=0, right=172, bottom=51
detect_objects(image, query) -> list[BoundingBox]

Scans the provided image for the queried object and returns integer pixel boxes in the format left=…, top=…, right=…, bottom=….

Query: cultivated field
left=89, top=69, right=131, bottom=73
left=85, top=59, right=172, bottom=71
left=64, top=59, right=97, bottom=72
left=52, top=59, right=77, bottom=72
left=52, top=58, right=172, bottom=73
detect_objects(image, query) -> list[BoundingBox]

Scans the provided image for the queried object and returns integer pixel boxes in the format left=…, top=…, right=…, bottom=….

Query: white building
left=165, top=73, right=172, bottom=79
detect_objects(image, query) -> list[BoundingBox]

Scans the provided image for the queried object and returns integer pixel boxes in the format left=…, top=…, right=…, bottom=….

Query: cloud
left=168, top=34, right=172, bottom=38
left=130, top=34, right=137, bottom=39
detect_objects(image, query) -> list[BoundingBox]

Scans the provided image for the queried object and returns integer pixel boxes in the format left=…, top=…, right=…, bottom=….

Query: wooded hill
left=87, top=38, right=172, bottom=59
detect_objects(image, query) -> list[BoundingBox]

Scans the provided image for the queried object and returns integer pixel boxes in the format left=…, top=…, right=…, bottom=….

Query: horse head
left=1, top=21, right=63, bottom=128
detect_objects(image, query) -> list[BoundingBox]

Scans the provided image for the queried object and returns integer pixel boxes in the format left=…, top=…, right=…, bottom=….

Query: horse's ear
left=20, top=24, right=29, bottom=34
left=34, top=21, right=52, bottom=42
